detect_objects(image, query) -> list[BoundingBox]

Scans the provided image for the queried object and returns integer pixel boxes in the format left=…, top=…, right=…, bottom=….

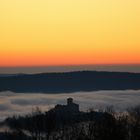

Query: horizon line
left=0, top=63, right=140, bottom=68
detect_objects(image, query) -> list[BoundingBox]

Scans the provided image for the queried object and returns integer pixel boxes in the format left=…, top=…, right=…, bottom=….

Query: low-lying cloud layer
left=0, top=90, right=140, bottom=120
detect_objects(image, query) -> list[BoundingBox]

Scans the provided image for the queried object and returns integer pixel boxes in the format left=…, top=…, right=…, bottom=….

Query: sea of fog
left=0, top=90, right=140, bottom=120
left=0, top=64, right=140, bottom=74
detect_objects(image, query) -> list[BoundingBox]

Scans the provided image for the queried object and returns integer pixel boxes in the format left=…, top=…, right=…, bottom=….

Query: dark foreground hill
left=2, top=105, right=140, bottom=140
left=0, top=71, right=140, bottom=93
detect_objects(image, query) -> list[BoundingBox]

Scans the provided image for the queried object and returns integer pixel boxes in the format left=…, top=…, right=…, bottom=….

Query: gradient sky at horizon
left=0, top=0, right=140, bottom=66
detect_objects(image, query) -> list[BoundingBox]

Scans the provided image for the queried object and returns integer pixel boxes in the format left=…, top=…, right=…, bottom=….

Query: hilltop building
left=51, top=98, right=79, bottom=115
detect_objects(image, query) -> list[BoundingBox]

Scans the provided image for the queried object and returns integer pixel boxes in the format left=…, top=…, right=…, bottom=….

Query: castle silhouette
left=51, top=98, right=79, bottom=115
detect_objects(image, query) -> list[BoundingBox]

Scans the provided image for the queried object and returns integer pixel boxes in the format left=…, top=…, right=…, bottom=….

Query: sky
left=0, top=0, right=140, bottom=66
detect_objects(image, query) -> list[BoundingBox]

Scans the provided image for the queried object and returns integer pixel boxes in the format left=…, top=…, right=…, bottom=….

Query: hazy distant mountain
left=0, top=74, right=19, bottom=77
left=0, top=71, right=140, bottom=93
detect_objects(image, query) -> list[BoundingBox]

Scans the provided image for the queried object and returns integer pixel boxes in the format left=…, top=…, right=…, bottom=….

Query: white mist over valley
left=0, top=90, right=140, bottom=120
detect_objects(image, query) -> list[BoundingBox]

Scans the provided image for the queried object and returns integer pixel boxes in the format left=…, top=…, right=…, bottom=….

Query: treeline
left=1, top=106, right=140, bottom=140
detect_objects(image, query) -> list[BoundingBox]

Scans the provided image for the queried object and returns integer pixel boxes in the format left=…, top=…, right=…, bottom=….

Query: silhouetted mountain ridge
left=0, top=71, right=140, bottom=93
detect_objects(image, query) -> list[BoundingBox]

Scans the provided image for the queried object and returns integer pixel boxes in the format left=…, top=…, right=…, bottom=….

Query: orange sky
left=0, top=0, right=140, bottom=66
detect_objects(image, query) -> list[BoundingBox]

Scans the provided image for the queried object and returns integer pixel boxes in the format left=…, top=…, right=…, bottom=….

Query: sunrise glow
left=0, top=0, right=140, bottom=66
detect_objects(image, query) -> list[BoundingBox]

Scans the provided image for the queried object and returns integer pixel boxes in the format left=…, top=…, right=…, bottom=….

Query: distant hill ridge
left=0, top=71, right=140, bottom=93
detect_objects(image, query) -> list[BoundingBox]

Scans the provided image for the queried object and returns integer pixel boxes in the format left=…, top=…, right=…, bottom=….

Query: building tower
left=67, top=98, right=73, bottom=105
